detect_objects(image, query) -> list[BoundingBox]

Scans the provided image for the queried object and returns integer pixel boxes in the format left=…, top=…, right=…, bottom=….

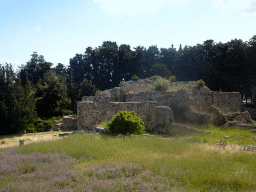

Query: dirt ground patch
left=0, top=131, right=73, bottom=149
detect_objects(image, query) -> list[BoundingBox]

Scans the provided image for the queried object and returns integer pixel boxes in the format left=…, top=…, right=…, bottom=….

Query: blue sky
left=1, top=0, right=256, bottom=74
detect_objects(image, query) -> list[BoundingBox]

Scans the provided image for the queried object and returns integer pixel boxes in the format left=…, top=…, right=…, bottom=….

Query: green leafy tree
left=145, top=45, right=160, bottom=75
left=35, top=70, right=71, bottom=118
left=0, top=63, right=38, bottom=134
left=93, top=41, right=119, bottom=90
left=65, top=69, right=79, bottom=114
left=77, top=78, right=98, bottom=101
left=0, top=101, right=8, bottom=134
left=54, top=63, right=67, bottom=77
left=149, top=63, right=171, bottom=79
left=132, top=46, right=147, bottom=79
left=19, top=52, right=52, bottom=88
left=107, top=111, right=145, bottom=135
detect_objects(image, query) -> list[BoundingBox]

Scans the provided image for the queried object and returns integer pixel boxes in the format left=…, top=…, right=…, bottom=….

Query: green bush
left=120, top=88, right=128, bottom=102
left=153, top=77, right=170, bottom=91
left=51, top=116, right=63, bottom=121
left=61, top=109, right=74, bottom=116
left=119, top=80, right=125, bottom=87
left=169, top=76, right=176, bottom=82
left=26, top=127, right=37, bottom=133
left=148, top=75, right=162, bottom=80
left=131, top=74, right=139, bottom=81
left=195, top=79, right=205, bottom=89
left=106, top=111, right=145, bottom=135
left=28, top=117, right=53, bottom=132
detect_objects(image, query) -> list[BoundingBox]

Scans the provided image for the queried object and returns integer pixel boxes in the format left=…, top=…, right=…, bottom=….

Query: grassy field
left=1, top=125, right=256, bottom=191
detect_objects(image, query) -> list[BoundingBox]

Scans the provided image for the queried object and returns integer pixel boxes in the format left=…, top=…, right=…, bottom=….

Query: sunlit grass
left=8, top=127, right=256, bottom=191
left=183, top=123, right=256, bottom=146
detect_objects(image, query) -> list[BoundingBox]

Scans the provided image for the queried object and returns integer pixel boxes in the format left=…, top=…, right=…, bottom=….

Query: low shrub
left=195, top=79, right=205, bottom=89
left=107, top=111, right=145, bottom=135
left=120, top=88, right=128, bottom=102
left=51, top=116, right=63, bottom=121
left=153, top=77, right=170, bottom=91
left=26, top=126, right=37, bottom=133
left=119, top=80, right=125, bottom=87
left=62, top=109, right=75, bottom=116
left=169, top=76, right=176, bottom=82
left=27, top=117, right=53, bottom=133
left=131, top=74, right=139, bottom=81
left=148, top=75, right=162, bottom=80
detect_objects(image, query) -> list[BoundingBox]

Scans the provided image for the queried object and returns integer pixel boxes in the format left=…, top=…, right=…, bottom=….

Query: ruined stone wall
left=126, top=90, right=174, bottom=102
left=78, top=82, right=245, bottom=131
left=77, top=101, right=158, bottom=131
left=126, top=89, right=191, bottom=115
left=212, top=92, right=243, bottom=113
left=189, top=92, right=213, bottom=112
left=189, top=90, right=243, bottom=113
left=62, top=115, right=77, bottom=131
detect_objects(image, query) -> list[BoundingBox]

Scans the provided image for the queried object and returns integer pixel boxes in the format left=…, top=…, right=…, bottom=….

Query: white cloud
left=93, top=0, right=191, bottom=15
left=211, top=0, right=256, bottom=13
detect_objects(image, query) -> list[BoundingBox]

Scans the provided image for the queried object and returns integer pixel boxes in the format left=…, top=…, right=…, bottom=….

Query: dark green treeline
left=1, top=35, right=256, bottom=134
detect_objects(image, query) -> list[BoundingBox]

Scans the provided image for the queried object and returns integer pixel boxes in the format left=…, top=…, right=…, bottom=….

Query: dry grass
left=0, top=131, right=73, bottom=149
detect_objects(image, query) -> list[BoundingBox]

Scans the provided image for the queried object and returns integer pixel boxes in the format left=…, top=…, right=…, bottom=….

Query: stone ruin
left=56, top=80, right=255, bottom=135
left=49, top=115, right=77, bottom=132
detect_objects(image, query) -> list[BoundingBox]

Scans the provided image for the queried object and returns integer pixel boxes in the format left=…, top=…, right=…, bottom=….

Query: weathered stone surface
left=208, top=105, right=228, bottom=126
left=76, top=80, right=248, bottom=135
left=152, top=106, right=174, bottom=127
left=222, top=122, right=256, bottom=129
left=49, top=119, right=63, bottom=132
left=183, top=111, right=212, bottom=125
left=63, top=115, right=77, bottom=131
left=226, top=111, right=254, bottom=124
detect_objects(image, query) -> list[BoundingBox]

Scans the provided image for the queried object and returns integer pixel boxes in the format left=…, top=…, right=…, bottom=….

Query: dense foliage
left=1, top=34, right=256, bottom=134
left=106, top=111, right=145, bottom=135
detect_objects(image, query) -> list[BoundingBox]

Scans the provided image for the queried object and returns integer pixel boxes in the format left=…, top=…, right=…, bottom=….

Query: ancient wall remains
left=77, top=101, right=158, bottom=131
left=189, top=89, right=243, bottom=113
left=78, top=80, right=246, bottom=131
left=212, top=92, right=243, bottom=113
left=62, top=115, right=77, bottom=131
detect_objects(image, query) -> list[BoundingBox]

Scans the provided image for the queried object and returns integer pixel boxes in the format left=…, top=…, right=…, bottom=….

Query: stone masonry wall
left=62, top=115, right=77, bottom=131
left=212, top=92, right=243, bottom=113
left=189, top=90, right=243, bottom=113
left=78, top=82, right=245, bottom=130
left=77, top=101, right=158, bottom=131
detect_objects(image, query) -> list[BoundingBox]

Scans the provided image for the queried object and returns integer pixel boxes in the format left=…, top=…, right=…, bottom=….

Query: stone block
left=153, top=106, right=174, bottom=127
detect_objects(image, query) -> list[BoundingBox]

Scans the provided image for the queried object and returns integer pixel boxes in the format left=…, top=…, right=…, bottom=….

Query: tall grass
left=2, top=127, right=256, bottom=191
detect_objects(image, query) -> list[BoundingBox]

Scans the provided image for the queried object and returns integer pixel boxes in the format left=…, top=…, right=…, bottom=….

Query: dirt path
left=0, top=131, right=73, bottom=150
